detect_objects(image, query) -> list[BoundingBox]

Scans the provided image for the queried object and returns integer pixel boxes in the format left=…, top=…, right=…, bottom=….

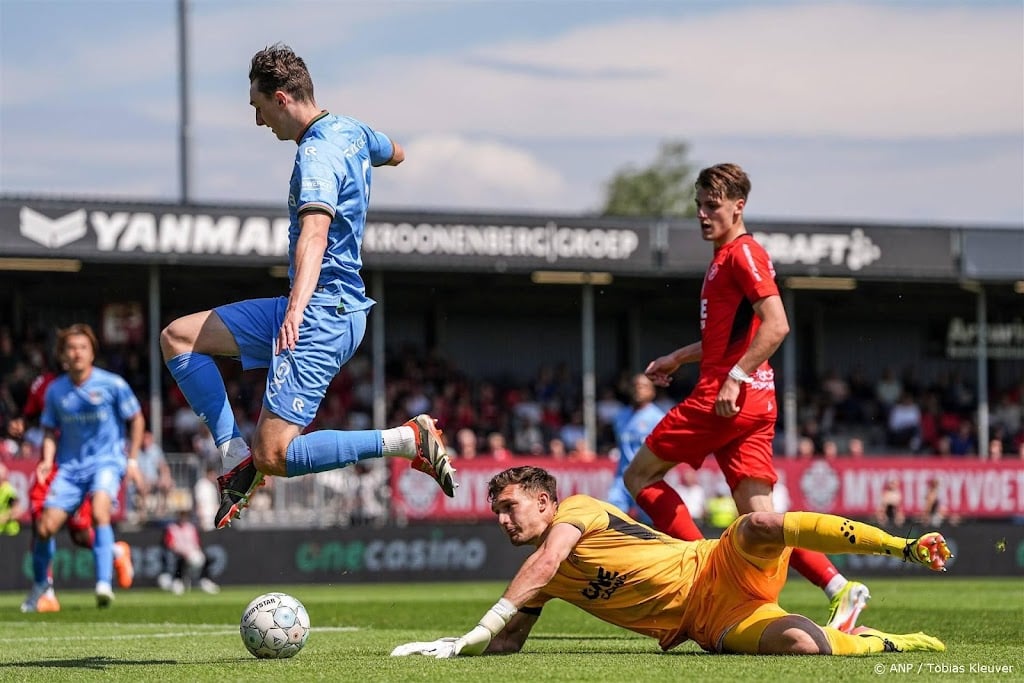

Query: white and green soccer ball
left=240, top=592, right=310, bottom=659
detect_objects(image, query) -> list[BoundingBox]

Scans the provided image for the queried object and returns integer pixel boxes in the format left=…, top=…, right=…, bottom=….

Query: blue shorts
left=46, top=460, right=125, bottom=513
left=215, top=297, right=368, bottom=427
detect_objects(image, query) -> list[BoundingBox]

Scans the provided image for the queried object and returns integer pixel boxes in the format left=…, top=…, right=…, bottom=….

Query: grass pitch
left=0, top=578, right=1020, bottom=682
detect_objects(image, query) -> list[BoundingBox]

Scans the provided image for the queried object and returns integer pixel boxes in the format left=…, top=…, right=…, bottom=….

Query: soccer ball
left=240, top=592, right=310, bottom=659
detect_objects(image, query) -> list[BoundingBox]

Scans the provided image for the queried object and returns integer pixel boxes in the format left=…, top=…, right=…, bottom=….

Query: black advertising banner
left=0, top=521, right=1019, bottom=591
left=961, top=229, right=1024, bottom=280
left=0, top=524, right=532, bottom=590
left=3, top=197, right=1017, bottom=280
left=662, top=221, right=961, bottom=279
left=0, top=199, right=655, bottom=274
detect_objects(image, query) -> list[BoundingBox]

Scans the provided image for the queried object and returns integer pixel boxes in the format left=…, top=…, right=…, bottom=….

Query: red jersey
left=693, top=234, right=779, bottom=406
left=22, top=372, right=57, bottom=421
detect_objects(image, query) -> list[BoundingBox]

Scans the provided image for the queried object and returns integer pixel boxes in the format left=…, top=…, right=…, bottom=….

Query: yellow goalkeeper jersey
left=524, top=494, right=717, bottom=650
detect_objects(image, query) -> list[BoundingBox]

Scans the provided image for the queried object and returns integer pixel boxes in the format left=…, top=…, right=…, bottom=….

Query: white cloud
left=322, top=3, right=1022, bottom=139
left=371, top=134, right=568, bottom=211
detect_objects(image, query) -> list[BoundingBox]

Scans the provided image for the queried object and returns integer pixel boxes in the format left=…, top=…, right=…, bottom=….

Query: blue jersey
left=288, top=112, right=395, bottom=311
left=40, top=367, right=141, bottom=473
left=613, top=403, right=666, bottom=478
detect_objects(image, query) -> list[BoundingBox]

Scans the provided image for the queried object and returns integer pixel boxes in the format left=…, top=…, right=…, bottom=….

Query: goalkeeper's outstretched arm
left=486, top=611, right=541, bottom=653
left=391, top=522, right=581, bottom=658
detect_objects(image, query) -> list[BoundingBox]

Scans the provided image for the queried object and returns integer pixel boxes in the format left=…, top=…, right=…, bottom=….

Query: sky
left=1, top=0, right=1022, bottom=226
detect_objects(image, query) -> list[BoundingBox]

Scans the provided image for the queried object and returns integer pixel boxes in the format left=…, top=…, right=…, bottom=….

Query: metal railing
left=159, top=453, right=392, bottom=530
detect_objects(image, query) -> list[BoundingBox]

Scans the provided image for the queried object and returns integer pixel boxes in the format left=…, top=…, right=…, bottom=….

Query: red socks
left=635, top=481, right=705, bottom=541
left=789, top=547, right=840, bottom=588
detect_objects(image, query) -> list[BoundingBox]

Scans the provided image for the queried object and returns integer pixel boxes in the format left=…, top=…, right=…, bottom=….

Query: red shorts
left=645, top=394, right=777, bottom=490
left=29, top=469, right=93, bottom=532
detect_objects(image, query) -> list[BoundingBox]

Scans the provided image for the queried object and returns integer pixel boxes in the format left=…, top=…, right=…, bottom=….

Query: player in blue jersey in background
left=160, top=43, right=456, bottom=530
left=22, top=324, right=144, bottom=609
left=606, top=374, right=666, bottom=524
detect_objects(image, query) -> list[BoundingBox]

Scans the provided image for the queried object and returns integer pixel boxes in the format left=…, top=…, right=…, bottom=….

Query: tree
left=600, top=141, right=698, bottom=218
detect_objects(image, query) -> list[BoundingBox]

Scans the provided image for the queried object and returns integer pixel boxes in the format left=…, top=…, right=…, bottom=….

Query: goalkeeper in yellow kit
left=392, top=465, right=950, bottom=658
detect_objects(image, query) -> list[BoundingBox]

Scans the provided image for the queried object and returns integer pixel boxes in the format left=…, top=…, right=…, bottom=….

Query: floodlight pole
left=976, top=286, right=989, bottom=457
left=582, top=282, right=597, bottom=455
left=178, top=0, right=191, bottom=205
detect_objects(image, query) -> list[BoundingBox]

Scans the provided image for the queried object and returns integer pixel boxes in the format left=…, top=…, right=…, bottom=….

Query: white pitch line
left=4, top=626, right=360, bottom=643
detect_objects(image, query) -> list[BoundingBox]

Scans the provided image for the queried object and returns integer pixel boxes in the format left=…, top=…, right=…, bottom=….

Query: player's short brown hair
left=249, top=42, right=315, bottom=102
left=488, top=466, right=558, bottom=504
left=696, top=163, right=751, bottom=201
left=56, top=323, right=99, bottom=358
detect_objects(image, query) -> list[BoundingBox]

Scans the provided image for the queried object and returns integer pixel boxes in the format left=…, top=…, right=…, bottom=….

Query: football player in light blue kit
left=606, top=374, right=666, bottom=524
left=23, top=324, right=144, bottom=609
left=161, top=43, right=456, bottom=530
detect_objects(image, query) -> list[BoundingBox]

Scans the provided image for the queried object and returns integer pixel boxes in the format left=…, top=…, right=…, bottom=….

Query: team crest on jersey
left=707, top=263, right=719, bottom=281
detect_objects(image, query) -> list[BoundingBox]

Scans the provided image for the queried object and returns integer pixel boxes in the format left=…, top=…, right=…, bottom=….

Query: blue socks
left=32, top=537, right=55, bottom=585
left=94, top=524, right=114, bottom=585
left=166, top=352, right=241, bottom=447
left=285, top=430, right=383, bottom=476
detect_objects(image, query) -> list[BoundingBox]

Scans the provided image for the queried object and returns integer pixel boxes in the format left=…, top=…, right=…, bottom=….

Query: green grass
left=0, top=578, right=1021, bottom=682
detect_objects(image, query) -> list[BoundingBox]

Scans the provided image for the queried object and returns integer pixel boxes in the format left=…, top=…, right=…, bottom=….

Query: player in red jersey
left=17, top=370, right=133, bottom=613
left=623, top=163, right=870, bottom=633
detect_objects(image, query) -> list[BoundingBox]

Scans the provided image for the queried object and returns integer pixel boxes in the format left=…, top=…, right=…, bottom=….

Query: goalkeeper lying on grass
left=392, top=465, right=951, bottom=659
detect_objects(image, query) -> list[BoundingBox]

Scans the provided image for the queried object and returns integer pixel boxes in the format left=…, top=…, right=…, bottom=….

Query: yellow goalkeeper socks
left=823, top=627, right=885, bottom=655
left=782, top=511, right=907, bottom=558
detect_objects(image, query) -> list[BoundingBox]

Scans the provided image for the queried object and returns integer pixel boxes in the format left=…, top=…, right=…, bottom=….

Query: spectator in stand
left=932, top=434, right=953, bottom=458
left=822, top=439, right=840, bottom=461
left=820, top=368, right=855, bottom=424
left=796, top=436, right=816, bottom=459
left=512, top=413, right=544, bottom=456
left=0, top=327, right=19, bottom=378
left=171, top=397, right=203, bottom=452
left=453, top=428, right=480, bottom=460
left=558, top=410, right=586, bottom=452
left=130, top=430, right=175, bottom=522
left=349, top=462, right=388, bottom=527
left=547, top=437, right=567, bottom=460
left=875, top=480, right=905, bottom=528
left=847, top=437, right=866, bottom=459
left=0, top=462, right=21, bottom=535
left=193, top=466, right=220, bottom=532
left=487, top=432, right=513, bottom=461
left=947, top=419, right=977, bottom=456
left=595, top=385, right=625, bottom=449
left=920, top=478, right=957, bottom=527
left=886, top=393, right=922, bottom=452
left=874, top=368, right=903, bottom=414
left=917, top=392, right=944, bottom=454
left=191, top=424, right=219, bottom=470
left=799, top=416, right=824, bottom=455
left=991, top=391, right=1021, bottom=442
left=157, top=509, right=220, bottom=595
left=476, top=382, right=502, bottom=436
left=569, top=438, right=598, bottom=463
left=705, top=482, right=739, bottom=530
left=676, top=468, right=706, bottom=525
left=987, top=438, right=1004, bottom=461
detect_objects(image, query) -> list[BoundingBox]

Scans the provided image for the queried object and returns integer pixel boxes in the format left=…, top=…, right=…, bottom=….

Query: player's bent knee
left=622, top=447, right=667, bottom=495
left=739, top=511, right=782, bottom=543
left=760, top=615, right=829, bottom=655
left=250, top=443, right=287, bottom=477
left=160, top=321, right=191, bottom=358
left=735, top=511, right=787, bottom=560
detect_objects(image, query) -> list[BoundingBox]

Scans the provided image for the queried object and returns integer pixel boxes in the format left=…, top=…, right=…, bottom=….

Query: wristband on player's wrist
left=728, top=365, right=754, bottom=384
left=459, top=598, right=518, bottom=656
